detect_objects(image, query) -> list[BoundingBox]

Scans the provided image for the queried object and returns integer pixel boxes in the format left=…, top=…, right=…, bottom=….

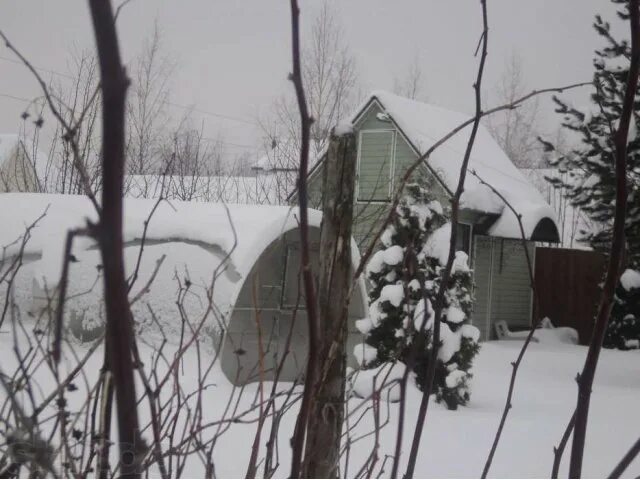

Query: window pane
left=357, top=131, right=394, bottom=202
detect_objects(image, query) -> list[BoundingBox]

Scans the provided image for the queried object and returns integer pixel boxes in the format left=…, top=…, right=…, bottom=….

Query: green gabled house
left=291, top=90, right=560, bottom=341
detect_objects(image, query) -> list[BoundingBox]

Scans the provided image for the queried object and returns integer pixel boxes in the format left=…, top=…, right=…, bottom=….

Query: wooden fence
left=534, top=247, right=607, bottom=345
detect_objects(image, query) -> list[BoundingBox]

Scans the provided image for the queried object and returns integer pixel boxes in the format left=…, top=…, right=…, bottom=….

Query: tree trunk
left=87, top=1, right=142, bottom=476
left=303, top=128, right=357, bottom=478
left=568, top=0, right=640, bottom=477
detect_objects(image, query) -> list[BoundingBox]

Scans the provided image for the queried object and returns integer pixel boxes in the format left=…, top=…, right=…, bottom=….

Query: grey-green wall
left=472, top=235, right=493, bottom=341
left=472, top=235, right=534, bottom=340
left=220, top=227, right=366, bottom=385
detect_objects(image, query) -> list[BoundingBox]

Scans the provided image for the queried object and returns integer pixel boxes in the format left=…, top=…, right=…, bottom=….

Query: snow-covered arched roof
left=0, top=193, right=348, bottom=319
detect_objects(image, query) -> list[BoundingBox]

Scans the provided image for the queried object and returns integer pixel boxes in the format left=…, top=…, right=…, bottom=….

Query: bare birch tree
left=126, top=22, right=173, bottom=177
left=485, top=52, right=542, bottom=168
left=2, top=50, right=103, bottom=196
left=258, top=0, right=358, bottom=198
left=393, top=55, right=427, bottom=101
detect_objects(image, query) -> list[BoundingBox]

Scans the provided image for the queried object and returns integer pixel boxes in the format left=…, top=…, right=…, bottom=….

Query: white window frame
left=355, top=129, right=397, bottom=204
left=280, top=244, right=301, bottom=309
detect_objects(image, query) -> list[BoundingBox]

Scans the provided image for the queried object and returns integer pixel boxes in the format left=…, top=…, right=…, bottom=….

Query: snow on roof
left=253, top=139, right=323, bottom=173
left=356, top=91, right=559, bottom=241
left=125, top=173, right=285, bottom=205
left=520, top=167, right=595, bottom=249
left=0, top=193, right=322, bottom=318
left=251, top=139, right=300, bottom=172
left=251, top=154, right=270, bottom=171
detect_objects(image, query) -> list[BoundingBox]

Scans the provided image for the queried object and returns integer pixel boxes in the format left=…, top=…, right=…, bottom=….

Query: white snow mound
left=350, top=362, right=407, bottom=402
left=620, top=269, right=640, bottom=291
left=353, top=343, right=378, bottom=366
left=380, top=284, right=404, bottom=307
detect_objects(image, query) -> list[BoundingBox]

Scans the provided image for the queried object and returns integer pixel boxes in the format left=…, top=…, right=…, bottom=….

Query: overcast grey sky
left=0, top=1, right=622, bottom=161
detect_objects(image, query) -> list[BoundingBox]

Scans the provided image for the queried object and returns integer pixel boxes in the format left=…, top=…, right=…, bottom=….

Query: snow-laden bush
left=604, top=269, right=640, bottom=350
left=361, top=183, right=480, bottom=410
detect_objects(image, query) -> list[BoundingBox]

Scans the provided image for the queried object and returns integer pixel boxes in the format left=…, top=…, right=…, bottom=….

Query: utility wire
left=0, top=90, right=259, bottom=150
left=0, top=55, right=260, bottom=127
left=0, top=92, right=34, bottom=103
left=0, top=54, right=75, bottom=80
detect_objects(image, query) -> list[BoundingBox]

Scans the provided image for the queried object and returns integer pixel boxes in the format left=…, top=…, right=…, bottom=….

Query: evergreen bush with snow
left=604, top=269, right=640, bottom=350
left=541, top=0, right=640, bottom=266
left=542, top=0, right=640, bottom=349
left=356, top=183, right=480, bottom=410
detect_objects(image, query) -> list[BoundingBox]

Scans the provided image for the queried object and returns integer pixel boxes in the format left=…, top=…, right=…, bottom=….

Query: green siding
left=306, top=163, right=324, bottom=209
left=304, top=101, right=453, bottom=250
left=357, top=130, right=394, bottom=202
left=472, top=236, right=534, bottom=340
left=472, top=235, right=493, bottom=341
left=352, top=202, right=389, bottom=250
left=357, top=103, right=450, bottom=205
left=489, top=238, right=534, bottom=331
left=350, top=102, right=450, bottom=248
left=358, top=105, right=397, bottom=130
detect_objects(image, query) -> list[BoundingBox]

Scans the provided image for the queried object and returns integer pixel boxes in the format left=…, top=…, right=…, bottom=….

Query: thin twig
left=552, top=411, right=576, bottom=478
left=469, top=168, right=541, bottom=478
left=0, top=30, right=100, bottom=211
left=404, top=2, right=489, bottom=477
left=287, top=0, right=320, bottom=477
left=129, top=254, right=166, bottom=307
left=609, top=435, right=640, bottom=478
left=52, top=227, right=91, bottom=365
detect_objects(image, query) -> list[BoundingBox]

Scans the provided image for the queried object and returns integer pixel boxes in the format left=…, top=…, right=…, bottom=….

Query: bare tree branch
left=404, top=2, right=488, bottom=477
left=87, top=0, right=144, bottom=476
left=287, top=1, right=321, bottom=476
left=467, top=168, right=540, bottom=478
left=52, top=227, right=91, bottom=365
left=608, top=435, right=640, bottom=478
left=552, top=411, right=576, bottom=478
left=0, top=30, right=100, bottom=211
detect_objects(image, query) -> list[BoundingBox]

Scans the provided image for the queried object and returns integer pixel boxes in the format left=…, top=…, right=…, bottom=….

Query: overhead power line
left=0, top=54, right=75, bottom=80
left=163, top=101, right=258, bottom=127
left=0, top=55, right=260, bottom=127
left=0, top=91, right=258, bottom=151
left=0, top=92, right=33, bottom=103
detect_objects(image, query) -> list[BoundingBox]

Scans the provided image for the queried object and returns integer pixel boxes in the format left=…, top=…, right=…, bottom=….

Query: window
left=456, top=223, right=472, bottom=255
left=356, top=130, right=396, bottom=202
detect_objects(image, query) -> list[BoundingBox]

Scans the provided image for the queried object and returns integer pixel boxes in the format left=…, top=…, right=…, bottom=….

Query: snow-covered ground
left=1, top=321, right=638, bottom=478
left=0, top=193, right=637, bottom=477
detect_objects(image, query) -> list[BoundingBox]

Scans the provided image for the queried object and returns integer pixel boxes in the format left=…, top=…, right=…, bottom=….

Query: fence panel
left=534, top=247, right=607, bottom=345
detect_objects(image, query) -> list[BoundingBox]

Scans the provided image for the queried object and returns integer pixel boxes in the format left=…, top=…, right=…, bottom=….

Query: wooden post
left=303, top=127, right=357, bottom=478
